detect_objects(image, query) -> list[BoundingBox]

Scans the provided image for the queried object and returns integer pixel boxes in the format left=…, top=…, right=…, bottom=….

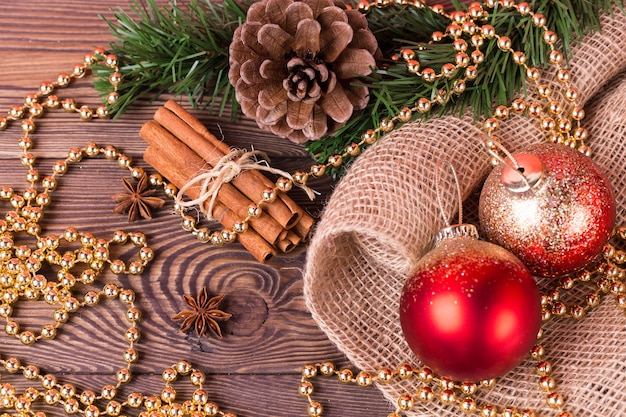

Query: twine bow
left=175, top=149, right=316, bottom=220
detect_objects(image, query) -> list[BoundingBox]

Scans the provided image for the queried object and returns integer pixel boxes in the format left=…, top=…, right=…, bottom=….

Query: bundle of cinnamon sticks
left=140, top=100, right=315, bottom=263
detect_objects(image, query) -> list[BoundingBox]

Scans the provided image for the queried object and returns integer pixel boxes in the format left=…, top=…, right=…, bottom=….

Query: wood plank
left=0, top=1, right=396, bottom=416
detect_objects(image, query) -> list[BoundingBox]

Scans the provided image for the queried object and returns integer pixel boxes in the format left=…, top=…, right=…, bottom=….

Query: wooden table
left=0, top=2, right=396, bottom=416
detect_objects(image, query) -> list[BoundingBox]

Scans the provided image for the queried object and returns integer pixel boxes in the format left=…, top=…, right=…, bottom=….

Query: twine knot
left=175, top=149, right=315, bottom=220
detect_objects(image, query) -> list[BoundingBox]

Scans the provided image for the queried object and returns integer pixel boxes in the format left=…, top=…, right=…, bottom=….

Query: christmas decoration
left=228, top=0, right=378, bottom=143
left=479, top=142, right=616, bottom=277
left=95, top=0, right=621, bottom=177
left=3, top=0, right=625, bottom=416
left=172, top=287, right=232, bottom=339
left=303, top=1, right=626, bottom=416
left=399, top=223, right=541, bottom=382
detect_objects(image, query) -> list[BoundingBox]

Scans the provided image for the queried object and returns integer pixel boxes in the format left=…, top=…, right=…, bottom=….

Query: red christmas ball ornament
left=479, top=143, right=616, bottom=277
left=399, top=224, right=542, bottom=382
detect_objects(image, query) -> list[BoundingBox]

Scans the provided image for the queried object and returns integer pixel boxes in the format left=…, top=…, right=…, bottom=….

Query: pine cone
left=229, top=0, right=378, bottom=143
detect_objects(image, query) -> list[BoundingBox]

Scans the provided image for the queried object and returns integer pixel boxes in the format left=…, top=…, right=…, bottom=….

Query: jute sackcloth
left=303, top=7, right=626, bottom=416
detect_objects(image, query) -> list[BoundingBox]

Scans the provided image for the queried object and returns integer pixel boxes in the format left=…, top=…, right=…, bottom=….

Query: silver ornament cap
left=434, top=223, right=479, bottom=246
left=500, top=153, right=544, bottom=193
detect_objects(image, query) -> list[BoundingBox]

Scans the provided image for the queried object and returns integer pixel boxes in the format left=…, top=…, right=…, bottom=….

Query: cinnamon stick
left=158, top=101, right=303, bottom=229
left=142, top=101, right=316, bottom=256
left=140, top=121, right=285, bottom=245
left=277, top=231, right=302, bottom=253
left=292, top=211, right=315, bottom=242
left=143, top=145, right=276, bottom=263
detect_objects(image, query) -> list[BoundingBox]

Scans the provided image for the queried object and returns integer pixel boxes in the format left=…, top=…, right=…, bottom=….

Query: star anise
left=111, top=173, right=165, bottom=222
left=172, top=287, right=232, bottom=339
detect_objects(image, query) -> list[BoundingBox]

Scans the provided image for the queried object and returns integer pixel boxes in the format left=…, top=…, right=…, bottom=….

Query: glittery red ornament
left=479, top=143, right=616, bottom=278
left=399, top=224, right=542, bottom=382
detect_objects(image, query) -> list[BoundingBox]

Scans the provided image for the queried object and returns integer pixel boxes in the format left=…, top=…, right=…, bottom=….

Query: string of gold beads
left=0, top=47, right=119, bottom=134
left=299, top=354, right=572, bottom=417
left=165, top=174, right=296, bottom=247
left=0, top=140, right=156, bottom=274
left=356, top=0, right=590, bottom=165
left=475, top=1, right=590, bottom=162
left=0, top=226, right=149, bottom=342
left=156, top=360, right=237, bottom=417
left=542, top=226, right=626, bottom=321
left=0, top=49, right=158, bottom=349
left=0, top=356, right=237, bottom=417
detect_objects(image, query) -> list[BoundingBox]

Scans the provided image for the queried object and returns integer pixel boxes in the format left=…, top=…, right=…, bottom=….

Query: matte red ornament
left=479, top=143, right=616, bottom=277
left=399, top=224, right=542, bottom=382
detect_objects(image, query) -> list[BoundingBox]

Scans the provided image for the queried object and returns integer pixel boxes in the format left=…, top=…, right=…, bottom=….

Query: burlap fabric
left=303, top=7, right=626, bottom=416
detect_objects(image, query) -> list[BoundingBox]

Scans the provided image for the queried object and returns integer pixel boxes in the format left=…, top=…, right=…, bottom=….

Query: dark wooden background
left=0, top=1, right=403, bottom=416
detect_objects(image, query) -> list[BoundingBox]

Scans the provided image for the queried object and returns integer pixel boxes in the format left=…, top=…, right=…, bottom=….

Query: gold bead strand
left=151, top=361, right=236, bottom=417
left=602, top=227, right=626, bottom=313
left=0, top=47, right=119, bottom=135
left=14, top=54, right=121, bottom=217
left=61, top=48, right=120, bottom=121
left=156, top=177, right=233, bottom=246
left=160, top=171, right=298, bottom=248
left=298, top=362, right=491, bottom=417
left=107, top=230, right=153, bottom=276
left=169, top=189, right=241, bottom=247
left=40, top=142, right=157, bottom=274
left=518, top=8, right=587, bottom=153
left=300, top=326, right=574, bottom=417
left=537, top=226, right=626, bottom=323
left=530, top=307, right=580, bottom=417
left=0, top=284, right=138, bottom=417
left=479, top=0, right=588, bottom=160
left=141, top=170, right=238, bottom=247
left=391, top=24, right=473, bottom=99
left=299, top=363, right=326, bottom=417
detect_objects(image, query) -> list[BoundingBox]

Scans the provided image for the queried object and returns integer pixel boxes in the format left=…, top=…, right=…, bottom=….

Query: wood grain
left=0, top=1, right=394, bottom=416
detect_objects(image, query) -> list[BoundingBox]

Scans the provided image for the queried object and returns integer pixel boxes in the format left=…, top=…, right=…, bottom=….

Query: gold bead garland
left=0, top=49, right=238, bottom=417
left=167, top=173, right=294, bottom=247
left=299, top=348, right=561, bottom=417
left=353, top=0, right=590, bottom=164
left=0, top=357, right=237, bottom=417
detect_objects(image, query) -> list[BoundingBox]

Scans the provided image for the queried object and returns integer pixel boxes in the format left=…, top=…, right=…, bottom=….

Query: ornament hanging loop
left=481, top=135, right=544, bottom=193
left=433, top=161, right=479, bottom=245
left=434, top=160, right=463, bottom=228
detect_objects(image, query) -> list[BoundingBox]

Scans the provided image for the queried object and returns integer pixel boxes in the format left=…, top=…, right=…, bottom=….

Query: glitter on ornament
left=479, top=142, right=616, bottom=278
left=399, top=224, right=542, bottom=382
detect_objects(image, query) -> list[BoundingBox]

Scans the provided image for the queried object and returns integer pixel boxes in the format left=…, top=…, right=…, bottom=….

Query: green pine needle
left=308, top=0, right=623, bottom=178
left=94, top=0, right=246, bottom=117
left=93, top=0, right=623, bottom=179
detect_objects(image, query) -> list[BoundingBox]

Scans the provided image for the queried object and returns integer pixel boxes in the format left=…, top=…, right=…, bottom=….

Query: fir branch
left=92, top=0, right=623, bottom=179
left=94, top=0, right=246, bottom=117
left=307, top=0, right=623, bottom=179
left=364, top=3, right=451, bottom=55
